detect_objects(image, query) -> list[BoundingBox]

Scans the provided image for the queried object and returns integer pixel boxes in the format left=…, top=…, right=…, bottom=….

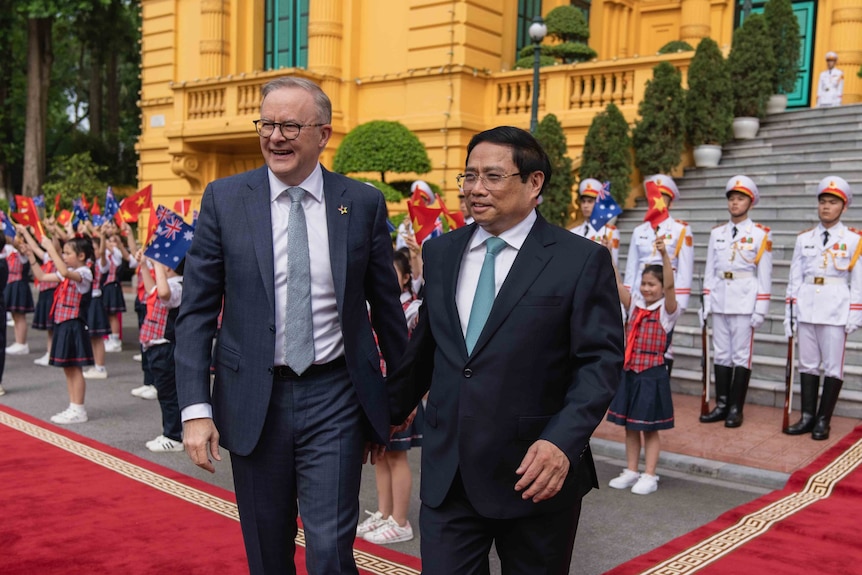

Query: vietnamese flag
left=407, top=203, right=443, bottom=244
left=12, top=195, right=44, bottom=242
left=643, top=180, right=670, bottom=230
left=80, top=195, right=89, bottom=212
left=439, top=200, right=465, bottom=230
left=91, top=195, right=101, bottom=216
left=120, top=184, right=153, bottom=223
left=53, top=193, right=61, bottom=216
left=57, top=209, right=73, bottom=226
left=173, top=198, right=191, bottom=218
left=145, top=201, right=165, bottom=244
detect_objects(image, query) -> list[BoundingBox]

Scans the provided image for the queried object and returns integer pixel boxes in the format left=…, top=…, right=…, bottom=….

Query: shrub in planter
left=534, top=113, right=575, bottom=228
left=764, top=0, right=801, bottom=95
left=685, top=37, right=733, bottom=147
left=580, top=103, right=632, bottom=206
left=632, top=62, right=685, bottom=178
left=728, top=13, right=775, bottom=119
left=515, top=5, right=596, bottom=68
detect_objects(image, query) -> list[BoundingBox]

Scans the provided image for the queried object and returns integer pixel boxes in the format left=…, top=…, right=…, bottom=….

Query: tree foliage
left=728, top=13, right=775, bottom=119
left=685, top=37, right=733, bottom=146
left=632, top=62, right=685, bottom=178
left=332, top=121, right=431, bottom=183
left=40, top=152, right=108, bottom=209
left=580, top=103, right=632, bottom=205
left=764, top=0, right=801, bottom=94
left=515, top=5, right=596, bottom=69
left=534, top=114, right=574, bottom=228
left=658, top=40, right=694, bottom=54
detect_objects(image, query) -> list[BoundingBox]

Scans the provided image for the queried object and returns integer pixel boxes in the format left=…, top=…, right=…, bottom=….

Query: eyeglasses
left=253, top=120, right=326, bottom=140
left=456, top=172, right=522, bottom=191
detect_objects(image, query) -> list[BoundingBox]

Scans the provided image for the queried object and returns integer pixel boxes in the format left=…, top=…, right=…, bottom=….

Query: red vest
left=7, top=252, right=23, bottom=282
left=139, top=288, right=177, bottom=344
left=624, top=306, right=668, bottom=373
left=50, top=276, right=91, bottom=324
left=103, top=256, right=119, bottom=285
left=37, top=261, right=57, bottom=292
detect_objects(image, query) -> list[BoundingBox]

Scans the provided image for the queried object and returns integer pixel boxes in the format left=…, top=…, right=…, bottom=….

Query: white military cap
left=644, top=174, right=679, bottom=201
left=578, top=178, right=603, bottom=198
left=725, top=175, right=759, bottom=206
left=826, top=51, right=838, bottom=61
left=817, top=175, right=852, bottom=206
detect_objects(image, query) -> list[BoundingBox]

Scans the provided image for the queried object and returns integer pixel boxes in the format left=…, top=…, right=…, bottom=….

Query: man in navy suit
left=175, top=77, right=407, bottom=574
left=389, top=126, right=624, bottom=574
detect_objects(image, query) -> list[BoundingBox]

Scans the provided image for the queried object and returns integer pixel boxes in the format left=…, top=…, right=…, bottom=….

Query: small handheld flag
left=643, top=180, right=670, bottom=229
left=143, top=206, right=194, bottom=271
left=590, top=181, right=623, bottom=231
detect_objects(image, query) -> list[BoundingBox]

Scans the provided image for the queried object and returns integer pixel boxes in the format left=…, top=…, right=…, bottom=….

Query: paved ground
left=2, top=298, right=857, bottom=574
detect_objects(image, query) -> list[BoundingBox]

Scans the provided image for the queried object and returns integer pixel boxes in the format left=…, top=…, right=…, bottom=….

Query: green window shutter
left=265, top=0, right=309, bottom=70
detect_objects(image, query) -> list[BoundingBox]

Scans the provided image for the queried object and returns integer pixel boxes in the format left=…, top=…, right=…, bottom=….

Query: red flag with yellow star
left=439, top=200, right=465, bottom=230
left=407, top=203, right=442, bottom=244
left=119, top=184, right=153, bottom=223
left=12, top=195, right=45, bottom=242
left=643, top=181, right=670, bottom=229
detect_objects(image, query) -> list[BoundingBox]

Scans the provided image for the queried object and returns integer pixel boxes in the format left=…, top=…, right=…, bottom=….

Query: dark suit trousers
left=231, top=364, right=365, bottom=575
left=420, top=472, right=581, bottom=575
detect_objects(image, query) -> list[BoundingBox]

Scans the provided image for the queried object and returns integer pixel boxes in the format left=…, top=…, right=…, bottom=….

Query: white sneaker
left=139, top=385, right=158, bottom=400
left=104, top=339, right=122, bottom=353
left=6, top=342, right=30, bottom=355
left=356, top=510, right=386, bottom=537
left=146, top=435, right=184, bottom=452
left=83, top=367, right=108, bottom=380
left=33, top=352, right=51, bottom=366
left=609, top=469, right=641, bottom=490
left=50, top=407, right=88, bottom=424
left=364, top=516, right=414, bottom=544
left=631, top=473, right=659, bottom=495
left=0, top=383, right=6, bottom=396
left=132, top=353, right=142, bottom=362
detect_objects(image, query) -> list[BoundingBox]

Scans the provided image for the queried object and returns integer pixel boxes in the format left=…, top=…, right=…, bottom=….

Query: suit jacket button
left=269, top=325, right=276, bottom=333
left=268, top=367, right=274, bottom=375
left=463, top=368, right=472, bottom=378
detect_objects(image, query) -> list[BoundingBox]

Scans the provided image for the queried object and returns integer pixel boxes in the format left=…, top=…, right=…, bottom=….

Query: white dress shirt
left=456, top=211, right=537, bottom=338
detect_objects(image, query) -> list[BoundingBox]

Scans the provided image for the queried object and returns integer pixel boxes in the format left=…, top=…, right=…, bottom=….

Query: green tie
left=465, top=237, right=507, bottom=354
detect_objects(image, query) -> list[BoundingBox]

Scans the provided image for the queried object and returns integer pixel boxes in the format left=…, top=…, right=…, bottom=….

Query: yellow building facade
left=138, top=0, right=860, bottom=215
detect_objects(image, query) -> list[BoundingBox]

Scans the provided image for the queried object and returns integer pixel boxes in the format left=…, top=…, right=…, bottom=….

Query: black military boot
left=700, top=365, right=733, bottom=423
left=783, top=373, right=819, bottom=435
left=724, top=366, right=752, bottom=428
left=812, top=377, right=843, bottom=441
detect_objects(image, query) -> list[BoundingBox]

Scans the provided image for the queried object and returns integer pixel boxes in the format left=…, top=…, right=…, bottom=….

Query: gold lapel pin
left=338, top=205, right=348, bottom=215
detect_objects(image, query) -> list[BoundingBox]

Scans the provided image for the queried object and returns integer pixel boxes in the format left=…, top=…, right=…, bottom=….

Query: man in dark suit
left=389, top=126, right=624, bottom=574
left=175, top=77, right=407, bottom=574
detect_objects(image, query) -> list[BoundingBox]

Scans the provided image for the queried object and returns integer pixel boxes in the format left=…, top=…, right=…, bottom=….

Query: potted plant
left=764, top=0, right=801, bottom=114
left=632, top=62, right=685, bottom=179
left=727, top=13, right=775, bottom=139
left=514, top=5, right=597, bottom=68
left=685, top=37, right=733, bottom=167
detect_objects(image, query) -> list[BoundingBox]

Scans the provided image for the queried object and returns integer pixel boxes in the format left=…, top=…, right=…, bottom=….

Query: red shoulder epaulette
left=755, top=222, right=771, bottom=232
left=675, top=218, right=689, bottom=226
left=847, top=227, right=861, bottom=236
left=606, top=224, right=617, bottom=231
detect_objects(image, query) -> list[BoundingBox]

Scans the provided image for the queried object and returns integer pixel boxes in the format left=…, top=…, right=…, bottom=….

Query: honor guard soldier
left=784, top=176, right=862, bottom=440
left=816, top=52, right=844, bottom=108
left=699, top=176, right=772, bottom=427
left=570, top=178, right=620, bottom=266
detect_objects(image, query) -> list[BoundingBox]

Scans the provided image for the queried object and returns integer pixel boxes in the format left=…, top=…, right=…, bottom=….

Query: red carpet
left=605, top=424, right=862, bottom=575
left=0, top=405, right=421, bottom=574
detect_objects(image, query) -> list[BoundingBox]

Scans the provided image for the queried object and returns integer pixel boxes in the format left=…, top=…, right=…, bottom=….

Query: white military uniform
left=786, top=222, right=862, bottom=378
left=624, top=216, right=694, bottom=311
left=703, top=218, right=772, bottom=368
left=817, top=67, right=844, bottom=108
left=570, top=221, right=620, bottom=267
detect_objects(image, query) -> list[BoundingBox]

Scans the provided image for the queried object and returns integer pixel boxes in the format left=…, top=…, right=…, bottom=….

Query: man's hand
left=183, top=418, right=221, bottom=473
left=514, top=439, right=570, bottom=503
left=363, top=442, right=386, bottom=465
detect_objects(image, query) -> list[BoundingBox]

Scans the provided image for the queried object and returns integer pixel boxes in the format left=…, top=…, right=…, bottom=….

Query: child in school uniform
left=101, top=231, right=128, bottom=352
left=5, top=234, right=34, bottom=355
left=606, top=236, right=680, bottom=495
left=135, top=250, right=184, bottom=452
left=15, top=226, right=59, bottom=365
left=27, top=235, right=96, bottom=424
left=0, top=234, right=8, bottom=396
left=82, top=233, right=112, bottom=379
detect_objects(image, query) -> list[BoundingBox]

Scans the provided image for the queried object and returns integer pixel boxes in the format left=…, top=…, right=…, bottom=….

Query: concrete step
left=722, top=139, right=862, bottom=159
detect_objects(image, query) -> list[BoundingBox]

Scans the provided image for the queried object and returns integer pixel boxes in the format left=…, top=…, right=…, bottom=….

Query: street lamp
left=528, top=15, right=547, bottom=134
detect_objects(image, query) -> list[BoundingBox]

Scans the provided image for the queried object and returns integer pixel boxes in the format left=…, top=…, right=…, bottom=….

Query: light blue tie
left=284, top=186, right=315, bottom=374
left=465, top=237, right=507, bottom=354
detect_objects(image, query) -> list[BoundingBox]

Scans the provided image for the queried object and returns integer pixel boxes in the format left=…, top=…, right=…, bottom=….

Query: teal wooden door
left=737, top=0, right=816, bottom=108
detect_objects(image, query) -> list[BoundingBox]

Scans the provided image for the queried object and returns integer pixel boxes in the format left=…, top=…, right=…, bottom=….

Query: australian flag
left=143, top=206, right=194, bottom=271
left=104, top=187, right=120, bottom=222
left=0, top=212, right=15, bottom=238
left=590, top=181, right=623, bottom=231
left=72, top=198, right=90, bottom=226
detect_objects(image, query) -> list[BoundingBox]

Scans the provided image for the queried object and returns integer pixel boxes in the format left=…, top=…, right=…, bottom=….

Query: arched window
left=265, top=0, right=309, bottom=70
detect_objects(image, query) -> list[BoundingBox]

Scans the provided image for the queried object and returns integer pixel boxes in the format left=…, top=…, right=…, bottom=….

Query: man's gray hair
left=260, top=77, right=332, bottom=124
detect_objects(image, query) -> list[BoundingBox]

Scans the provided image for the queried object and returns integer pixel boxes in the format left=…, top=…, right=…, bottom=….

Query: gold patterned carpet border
left=637, top=436, right=862, bottom=575
left=0, top=409, right=420, bottom=575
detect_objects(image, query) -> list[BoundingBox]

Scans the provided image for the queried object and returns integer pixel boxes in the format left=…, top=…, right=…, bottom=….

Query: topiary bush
left=515, top=5, right=596, bottom=69
left=580, top=103, right=632, bottom=205
left=658, top=40, right=694, bottom=54
left=333, top=121, right=431, bottom=182
left=728, top=13, right=775, bottom=119
left=534, top=113, right=574, bottom=227
left=632, top=62, right=685, bottom=178
left=685, top=37, right=733, bottom=147
left=764, top=0, right=801, bottom=95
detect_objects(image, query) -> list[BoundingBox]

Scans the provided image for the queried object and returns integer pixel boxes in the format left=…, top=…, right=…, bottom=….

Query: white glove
left=698, top=307, right=708, bottom=328
left=846, top=323, right=860, bottom=335
left=783, top=317, right=795, bottom=339
left=750, top=313, right=765, bottom=329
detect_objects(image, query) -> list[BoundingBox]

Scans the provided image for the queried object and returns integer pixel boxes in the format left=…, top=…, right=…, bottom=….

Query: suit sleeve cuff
left=181, top=403, right=213, bottom=422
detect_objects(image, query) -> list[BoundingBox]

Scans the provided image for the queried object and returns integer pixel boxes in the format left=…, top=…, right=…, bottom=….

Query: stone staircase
left=615, top=104, right=862, bottom=418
